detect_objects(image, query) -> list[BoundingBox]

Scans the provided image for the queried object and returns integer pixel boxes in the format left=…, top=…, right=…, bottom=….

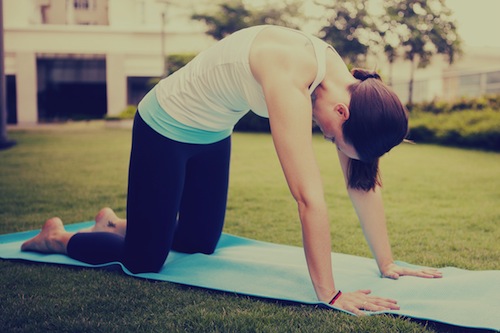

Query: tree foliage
left=315, top=0, right=377, bottom=65
left=381, top=0, right=462, bottom=104
left=192, top=0, right=462, bottom=106
left=383, top=0, right=461, bottom=67
left=192, top=0, right=303, bottom=40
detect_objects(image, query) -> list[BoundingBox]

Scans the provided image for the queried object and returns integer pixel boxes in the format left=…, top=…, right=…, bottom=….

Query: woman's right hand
left=332, top=289, right=400, bottom=316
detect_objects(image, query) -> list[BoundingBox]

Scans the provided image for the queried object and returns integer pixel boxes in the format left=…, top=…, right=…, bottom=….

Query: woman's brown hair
left=343, top=68, right=409, bottom=191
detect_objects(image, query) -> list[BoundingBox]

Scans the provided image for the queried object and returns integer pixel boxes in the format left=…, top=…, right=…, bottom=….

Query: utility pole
left=157, top=0, right=170, bottom=77
left=161, top=11, right=168, bottom=77
left=0, top=0, right=15, bottom=150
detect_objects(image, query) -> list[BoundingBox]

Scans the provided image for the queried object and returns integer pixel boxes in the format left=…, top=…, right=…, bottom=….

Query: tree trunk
left=388, top=61, right=394, bottom=86
left=408, top=57, right=416, bottom=107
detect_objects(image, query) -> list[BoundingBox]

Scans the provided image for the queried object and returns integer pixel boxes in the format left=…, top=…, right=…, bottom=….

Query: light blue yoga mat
left=1, top=222, right=499, bottom=332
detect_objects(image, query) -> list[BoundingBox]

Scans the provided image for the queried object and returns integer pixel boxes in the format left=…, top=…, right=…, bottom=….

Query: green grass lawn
left=1, top=122, right=499, bottom=332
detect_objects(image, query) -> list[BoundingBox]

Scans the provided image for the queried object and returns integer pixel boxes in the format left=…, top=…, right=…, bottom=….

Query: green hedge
left=409, top=110, right=500, bottom=151
left=410, top=94, right=500, bottom=114
left=408, top=94, right=500, bottom=151
left=105, top=105, right=137, bottom=120
left=234, top=112, right=270, bottom=132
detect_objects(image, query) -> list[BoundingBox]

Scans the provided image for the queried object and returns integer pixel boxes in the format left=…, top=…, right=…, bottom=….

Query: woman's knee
left=123, top=238, right=171, bottom=274
left=123, top=254, right=167, bottom=274
left=171, top=231, right=221, bottom=255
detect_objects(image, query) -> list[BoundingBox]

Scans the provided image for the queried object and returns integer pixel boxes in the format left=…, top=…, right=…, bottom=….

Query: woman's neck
left=320, top=50, right=357, bottom=107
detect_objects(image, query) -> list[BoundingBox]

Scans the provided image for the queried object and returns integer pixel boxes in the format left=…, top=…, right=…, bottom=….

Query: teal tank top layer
left=138, top=87, right=233, bottom=144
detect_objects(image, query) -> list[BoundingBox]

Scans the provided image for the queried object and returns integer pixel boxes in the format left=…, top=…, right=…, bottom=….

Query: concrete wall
left=4, top=0, right=215, bottom=124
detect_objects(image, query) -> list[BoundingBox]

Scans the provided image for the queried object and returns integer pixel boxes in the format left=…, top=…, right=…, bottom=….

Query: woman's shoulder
left=249, top=27, right=317, bottom=87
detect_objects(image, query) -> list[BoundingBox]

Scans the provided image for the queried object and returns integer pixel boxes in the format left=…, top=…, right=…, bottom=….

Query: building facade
left=386, top=46, right=500, bottom=104
left=4, top=0, right=500, bottom=124
left=4, top=0, right=215, bottom=124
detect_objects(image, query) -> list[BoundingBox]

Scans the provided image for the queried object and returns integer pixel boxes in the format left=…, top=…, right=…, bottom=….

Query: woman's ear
left=333, top=103, right=350, bottom=121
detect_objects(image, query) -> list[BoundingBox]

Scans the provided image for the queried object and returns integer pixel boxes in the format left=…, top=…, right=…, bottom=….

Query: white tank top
left=154, top=25, right=333, bottom=132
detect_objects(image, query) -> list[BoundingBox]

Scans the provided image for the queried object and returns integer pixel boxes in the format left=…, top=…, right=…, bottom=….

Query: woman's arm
left=254, top=44, right=337, bottom=301
left=251, top=45, right=400, bottom=315
left=251, top=34, right=403, bottom=313
left=260, top=67, right=401, bottom=313
left=337, top=150, right=442, bottom=279
left=336, top=150, right=394, bottom=271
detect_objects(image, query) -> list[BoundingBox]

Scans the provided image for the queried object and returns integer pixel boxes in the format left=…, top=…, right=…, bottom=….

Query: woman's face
left=312, top=94, right=359, bottom=160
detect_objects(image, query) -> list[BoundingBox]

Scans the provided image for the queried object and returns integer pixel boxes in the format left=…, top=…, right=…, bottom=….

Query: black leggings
left=67, top=112, right=231, bottom=274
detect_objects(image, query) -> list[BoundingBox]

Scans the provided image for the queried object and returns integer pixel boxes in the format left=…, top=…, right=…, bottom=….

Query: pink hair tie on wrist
left=328, top=290, right=342, bottom=305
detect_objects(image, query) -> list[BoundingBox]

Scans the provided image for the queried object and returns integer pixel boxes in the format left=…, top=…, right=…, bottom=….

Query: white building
left=384, top=46, right=500, bottom=104
left=4, top=0, right=215, bottom=124
left=4, top=0, right=500, bottom=125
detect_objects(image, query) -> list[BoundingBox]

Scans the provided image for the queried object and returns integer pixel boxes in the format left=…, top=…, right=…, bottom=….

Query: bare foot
left=80, top=207, right=126, bottom=236
left=21, top=217, right=72, bottom=254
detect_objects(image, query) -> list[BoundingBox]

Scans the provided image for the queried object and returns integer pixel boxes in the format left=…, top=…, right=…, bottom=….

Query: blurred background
left=1, top=0, right=499, bottom=142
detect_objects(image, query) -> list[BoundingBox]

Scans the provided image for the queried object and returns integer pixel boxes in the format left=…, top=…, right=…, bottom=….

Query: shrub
left=409, top=110, right=500, bottom=151
left=167, top=54, right=197, bottom=74
left=234, top=112, right=270, bottom=132
left=411, top=94, right=500, bottom=114
left=105, top=105, right=137, bottom=120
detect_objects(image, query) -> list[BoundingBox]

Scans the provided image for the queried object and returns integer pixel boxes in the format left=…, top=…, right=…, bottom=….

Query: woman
left=22, top=25, right=442, bottom=315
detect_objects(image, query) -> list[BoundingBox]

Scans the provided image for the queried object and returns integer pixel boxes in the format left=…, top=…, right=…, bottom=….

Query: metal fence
left=391, top=69, right=500, bottom=103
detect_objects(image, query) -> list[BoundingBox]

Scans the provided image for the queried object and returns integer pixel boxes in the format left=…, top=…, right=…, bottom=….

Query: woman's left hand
left=381, top=263, right=443, bottom=279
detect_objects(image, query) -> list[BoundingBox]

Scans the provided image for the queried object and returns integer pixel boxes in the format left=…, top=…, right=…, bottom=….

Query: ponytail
left=344, top=68, right=408, bottom=191
left=351, top=68, right=381, bottom=81
left=348, top=158, right=381, bottom=191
